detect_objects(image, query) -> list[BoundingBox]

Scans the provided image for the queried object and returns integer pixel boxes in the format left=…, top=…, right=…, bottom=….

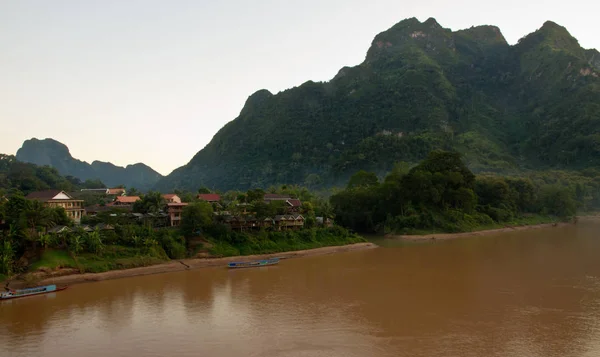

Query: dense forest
left=0, top=185, right=358, bottom=279
left=0, top=154, right=106, bottom=195
left=331, top=151, right=597, bottom=234
left=2, top=148, right=598, bottom=281
left=155, top=18, right=600, bottom=192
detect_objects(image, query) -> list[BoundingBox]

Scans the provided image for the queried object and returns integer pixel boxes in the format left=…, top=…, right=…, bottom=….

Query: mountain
left=155, top=18, right=600, bottom=192
left=16, top=138, right=163, bottom=191
left=0, top=153, right=104, bottom=195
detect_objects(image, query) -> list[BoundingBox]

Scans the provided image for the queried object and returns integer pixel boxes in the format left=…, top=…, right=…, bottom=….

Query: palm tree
left=69, top=235, right=84, bottom=255
left=38, top=233, right=51, bottom=249
left=86, top=230, right=104, bottom=254
left=0, top=240, right=14, bottom=275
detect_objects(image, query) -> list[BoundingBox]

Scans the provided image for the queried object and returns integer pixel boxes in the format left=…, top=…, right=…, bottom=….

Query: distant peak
left=456, top=25, right=508, bottom=46
left=240, top=89, right=273, bottom=116
left=424, top=17, right=441, bottom=27
left=516, top=20, right=584, bottom=58
left=19, top=138, right=72, bottom=156
left=541, top=20, right=566, bottom=31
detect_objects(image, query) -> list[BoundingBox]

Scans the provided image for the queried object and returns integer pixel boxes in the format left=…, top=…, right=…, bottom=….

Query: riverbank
left=386, top=221, right=574, bottom=241
left=5, top=242, right=377, bottom=288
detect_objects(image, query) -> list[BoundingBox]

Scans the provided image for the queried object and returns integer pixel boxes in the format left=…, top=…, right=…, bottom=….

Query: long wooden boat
left=228, top=258, right=280, bottom=269
left=1, top=284, right=68, bottom=300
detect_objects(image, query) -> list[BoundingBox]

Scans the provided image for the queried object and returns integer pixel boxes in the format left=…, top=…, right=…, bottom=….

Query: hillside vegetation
left=16, top=138, right=163, bottom=191
left=155, top=18, right=600, bottom=192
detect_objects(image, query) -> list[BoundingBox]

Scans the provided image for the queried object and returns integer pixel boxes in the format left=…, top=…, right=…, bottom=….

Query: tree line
left=331, top=150, right=592, bottom=234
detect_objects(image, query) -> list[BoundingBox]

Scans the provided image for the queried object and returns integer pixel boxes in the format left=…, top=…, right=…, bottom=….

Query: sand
left=23, top=243, right=378, bottom=287
left=385, top=222, right=575, bottom=241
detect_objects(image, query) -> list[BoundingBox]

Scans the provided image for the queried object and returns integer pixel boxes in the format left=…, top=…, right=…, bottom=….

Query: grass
left=73, top=245, right=168, bottom=273
left=28, top=246, right=169, bottom=274
left=393, top=214, right=562, bottom=236
left=208, top=229, right=367, bottom=257
left=29, top=250, right=78, bottom=271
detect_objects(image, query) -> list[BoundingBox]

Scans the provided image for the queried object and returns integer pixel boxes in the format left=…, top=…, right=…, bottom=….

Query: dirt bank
left=386, top=222, right=574, bottom=242
left=17, top=243, right=377, bottom=287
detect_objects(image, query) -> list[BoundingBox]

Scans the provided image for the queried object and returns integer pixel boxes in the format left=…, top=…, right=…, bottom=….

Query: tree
left=346, top=171, right=380, bottom=189
left=133, top=191, right=165, bottom=214
left=180, top=202, right=214, bottom=237
left=198, top=187, right=211, bottom=194
left=0, top=239, right=14, bottom=275
left=86, top=230, right=104, bottom=254
left=246, top=188, right=265, bottom=203
left=538, top=185, right=577, bottom=218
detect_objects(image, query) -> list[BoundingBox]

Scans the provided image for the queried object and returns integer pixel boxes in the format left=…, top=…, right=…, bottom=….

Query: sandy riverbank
left=385, top=222, right=576, bottom=241
left=17, top=242, right=377, bottom=287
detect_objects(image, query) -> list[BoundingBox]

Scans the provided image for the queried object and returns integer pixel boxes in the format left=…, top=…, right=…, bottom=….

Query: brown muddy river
left=2, top=219, right=600, bottom=357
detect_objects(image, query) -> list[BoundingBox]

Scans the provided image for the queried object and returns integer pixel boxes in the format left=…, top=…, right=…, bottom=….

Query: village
left=20, top=188, right=333, bottom=235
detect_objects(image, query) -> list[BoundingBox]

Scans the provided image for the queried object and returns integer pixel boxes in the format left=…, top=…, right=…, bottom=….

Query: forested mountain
left=157, top=18, right=599, bottom=191
left=0, top=154, right=105, bottom=195
left=16, top=138, right=163, bottom=191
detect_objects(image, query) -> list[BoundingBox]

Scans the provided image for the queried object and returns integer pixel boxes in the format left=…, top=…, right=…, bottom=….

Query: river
left=2, top=219, right=600, bottom=357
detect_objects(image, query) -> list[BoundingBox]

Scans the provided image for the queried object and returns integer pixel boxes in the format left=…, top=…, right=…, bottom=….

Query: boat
left=228, top=258, right=280, bottom=269
left=1, top=284, right=68, bottom=300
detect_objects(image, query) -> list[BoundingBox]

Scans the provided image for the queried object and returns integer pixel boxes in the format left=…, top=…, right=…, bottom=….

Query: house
left=198, top=193, right=221, bottom=203
left=316, top=217, right=334, bottom=228
left=26, top=190, right=86, bottom=223
left=222, top=215, right=259, bottom=231
left=107, top=188, right=126, bottom=196
left=111, top=196, right=141, bottom=206
left=80, top=188, right=110, bottom=194
left=273, top=214, right=305, bottom=230
left=263, top=193, right=291, bottom=203
left=47, top=225, right=72, bottom=234
left=286, top=199, right=302, bottom=212
left=166, top=203, right=188, bottom=227
left=163, top=194, right=182, bottom=204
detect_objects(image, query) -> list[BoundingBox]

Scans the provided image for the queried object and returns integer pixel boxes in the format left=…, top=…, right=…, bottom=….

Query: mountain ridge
left=16, top=138, right=163, bottom=191
left=152, top=18, right=598, bottom=191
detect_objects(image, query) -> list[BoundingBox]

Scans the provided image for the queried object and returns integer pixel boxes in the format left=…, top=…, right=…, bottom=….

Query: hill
left=16, top=138, right=163, bottom=191
left=154, top=18, right=600, bottom=191
left=0, top=153, right=105, bottom=195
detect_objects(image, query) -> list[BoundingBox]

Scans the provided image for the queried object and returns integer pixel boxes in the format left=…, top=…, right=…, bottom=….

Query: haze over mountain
left=154, top=18, right=600, bottom=192
left=16, top=138, right=163, bottom=191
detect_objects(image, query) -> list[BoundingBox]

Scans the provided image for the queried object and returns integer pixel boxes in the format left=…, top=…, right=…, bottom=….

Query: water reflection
left=1, top=221, right=600, bottom=357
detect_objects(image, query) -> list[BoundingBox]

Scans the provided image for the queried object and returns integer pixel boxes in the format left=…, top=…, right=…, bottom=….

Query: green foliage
left=180, top=202, right=214, bottom=238
left=133, top=191, right=166, bottom=214
left=332, top=151, right=583, bottom=234
left=29, top=250, right=77, bottom=271
left=0, top=154, right=81, bottom=195
left=15, top=138, right=162, bottom=191
left=154, top=18, right=600, bottom=192
left=346, top=171, right=380, bottom=189
left=207, top=227, right=365, bottom=257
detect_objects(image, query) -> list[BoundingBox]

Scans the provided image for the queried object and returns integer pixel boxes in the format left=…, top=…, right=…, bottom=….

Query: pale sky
left=1, top=0, right=598, bottom=175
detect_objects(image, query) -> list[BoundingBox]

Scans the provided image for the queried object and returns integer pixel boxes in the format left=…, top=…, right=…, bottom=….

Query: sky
left=1, top=0, right=598, bottom=176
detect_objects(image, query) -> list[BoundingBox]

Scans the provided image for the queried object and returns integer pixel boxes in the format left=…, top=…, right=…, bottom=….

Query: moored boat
left=1, top=284, right=68, bottom=300
left=228, top=258, right=280, bottom=269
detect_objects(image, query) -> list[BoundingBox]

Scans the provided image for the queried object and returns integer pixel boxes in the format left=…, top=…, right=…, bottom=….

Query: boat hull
left=1, top=285, right=68, bottom=300
left=228, top=258, right=279, bottom=269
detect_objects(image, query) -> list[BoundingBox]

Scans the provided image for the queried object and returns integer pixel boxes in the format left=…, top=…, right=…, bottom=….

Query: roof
left=114, top=196, right=141, bottom=204
left=26, top=190, right=74, bottom=201
left=167, top=203, right=188, bottom=207
left=198, top=193, right=221, bottom=202
left=107, top=188, right=126, bottom=195
left=286, top=199, right=302, bottom=207
left=163, top=194, right=178, bottom=199
left=48, top=225, right=72, bottom=234
left=264, top=193, right=291, bottom=200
